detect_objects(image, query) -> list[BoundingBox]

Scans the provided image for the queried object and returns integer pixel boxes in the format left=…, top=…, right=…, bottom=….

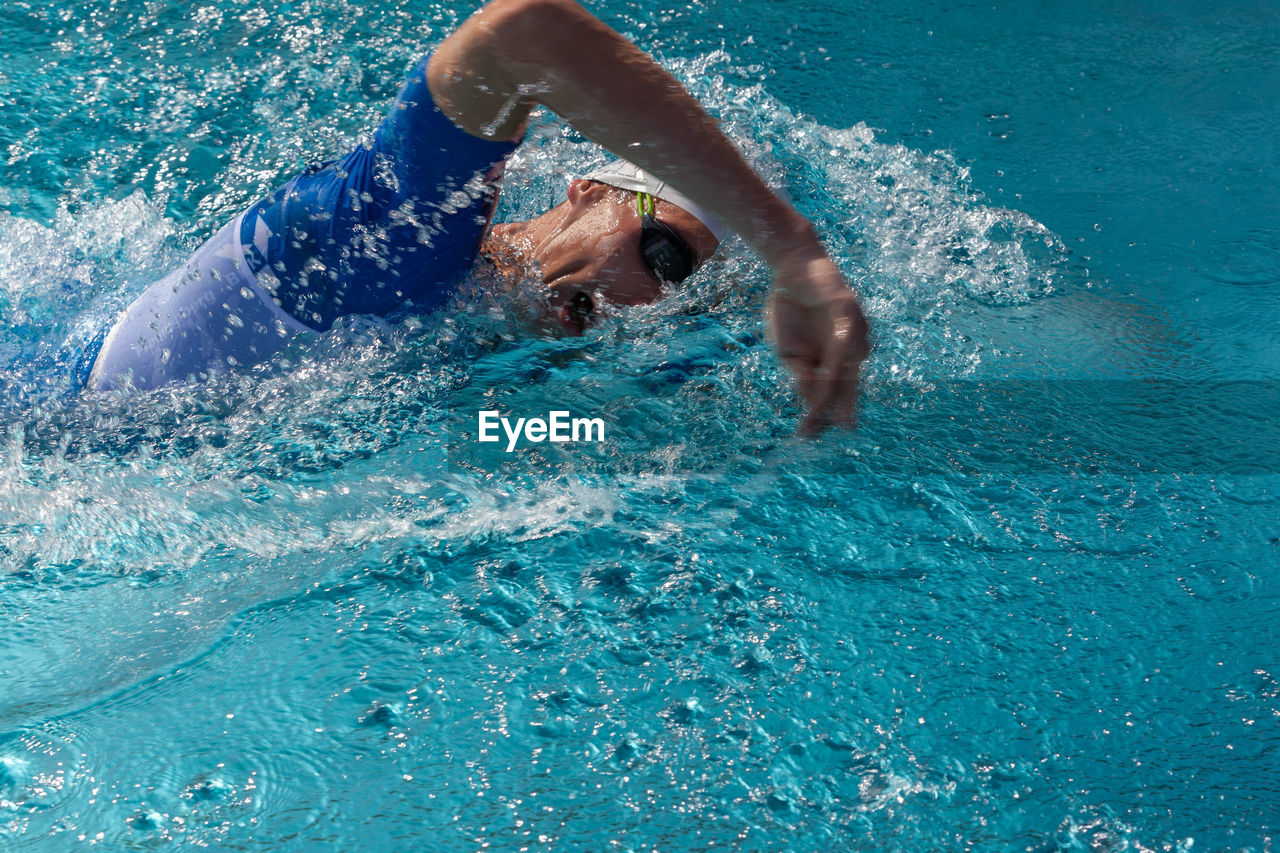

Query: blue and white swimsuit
left=90, top=54, right=518, bottom=391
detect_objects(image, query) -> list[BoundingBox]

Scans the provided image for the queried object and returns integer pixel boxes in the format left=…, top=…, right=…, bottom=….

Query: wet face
left=483, top=179, right=720, bottom=334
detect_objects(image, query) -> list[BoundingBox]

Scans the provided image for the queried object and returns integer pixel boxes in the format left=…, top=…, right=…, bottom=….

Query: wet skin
left=482, top=179, right=719, bottom=334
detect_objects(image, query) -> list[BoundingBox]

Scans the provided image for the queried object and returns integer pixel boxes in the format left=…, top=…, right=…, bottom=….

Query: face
left=484, top=180, right=720, bottom=335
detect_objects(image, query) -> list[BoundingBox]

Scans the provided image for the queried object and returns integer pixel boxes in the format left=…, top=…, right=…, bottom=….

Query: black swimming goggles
left=637, top=192, right=695, bottom=284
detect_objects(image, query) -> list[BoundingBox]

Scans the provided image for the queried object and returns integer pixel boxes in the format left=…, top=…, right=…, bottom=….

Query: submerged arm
left=428, top=0, right=870, bottom=433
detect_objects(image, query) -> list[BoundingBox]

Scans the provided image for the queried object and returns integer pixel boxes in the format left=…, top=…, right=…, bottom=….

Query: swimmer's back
left=90, top=53, right=518, bottom=391
left=242, top=53, right=519, bottom=331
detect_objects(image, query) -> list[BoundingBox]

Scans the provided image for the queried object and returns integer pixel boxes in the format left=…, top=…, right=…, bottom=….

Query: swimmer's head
left=483, top=166, right=723, bottom=335
left=584, top=159, right=731, bottom=243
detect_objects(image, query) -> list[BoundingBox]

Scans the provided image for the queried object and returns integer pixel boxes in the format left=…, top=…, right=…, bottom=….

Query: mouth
left=557, top=291, right=595, bottom=335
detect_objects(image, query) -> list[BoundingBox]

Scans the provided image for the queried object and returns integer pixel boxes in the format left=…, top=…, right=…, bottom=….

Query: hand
left=768, top=251, right=871, bottom=435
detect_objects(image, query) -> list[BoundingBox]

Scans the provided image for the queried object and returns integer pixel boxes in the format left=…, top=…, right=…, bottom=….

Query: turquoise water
left=2, top=0, right=1278, bottom=849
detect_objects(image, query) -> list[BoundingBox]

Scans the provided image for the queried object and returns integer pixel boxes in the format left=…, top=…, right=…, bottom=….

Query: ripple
left=1, top=0, right=1276, bottom=850
left=1176, top=559, right=1258, bottom=604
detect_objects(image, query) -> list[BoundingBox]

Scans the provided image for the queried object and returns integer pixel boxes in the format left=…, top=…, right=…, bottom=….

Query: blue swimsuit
left=89, top=54, right=518, bottom=391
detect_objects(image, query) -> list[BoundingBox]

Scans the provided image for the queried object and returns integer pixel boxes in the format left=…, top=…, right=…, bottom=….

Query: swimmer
left=89, top=0, right=869, bottom=434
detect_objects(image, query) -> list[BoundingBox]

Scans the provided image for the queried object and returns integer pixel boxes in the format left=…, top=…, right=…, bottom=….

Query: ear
left=566, top=178, right=594, bottom=205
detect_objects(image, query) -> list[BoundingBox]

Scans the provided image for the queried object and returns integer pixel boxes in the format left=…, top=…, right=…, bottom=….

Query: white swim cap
left=584, top=159, right=731, bottom=243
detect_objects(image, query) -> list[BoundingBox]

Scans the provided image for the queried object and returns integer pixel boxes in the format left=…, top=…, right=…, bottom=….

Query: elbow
left=478, top=0, right=602, bottom=54
left=484, top=0, right=585, bottom=22
left=431, top=0, right=606, bottom=136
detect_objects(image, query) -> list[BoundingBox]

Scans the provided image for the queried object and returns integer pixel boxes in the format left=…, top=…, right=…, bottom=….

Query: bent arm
left=429, top=0, right=869, bottom=432
left=428, top=0, right=809, bottom=266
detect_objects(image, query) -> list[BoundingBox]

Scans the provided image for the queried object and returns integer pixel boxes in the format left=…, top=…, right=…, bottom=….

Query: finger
left=770, top=299, right=823, bottom=407
left=806, top=361, right=862, bottom=427
left=799, top=377, right=858, bottom=436
left=782, top=354, right=819, bottom=407
left=799, top=301, right=868, bottom=434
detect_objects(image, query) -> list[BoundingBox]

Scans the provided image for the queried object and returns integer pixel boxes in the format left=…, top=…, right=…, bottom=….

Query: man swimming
left=89, top=0, right=870, bottom=434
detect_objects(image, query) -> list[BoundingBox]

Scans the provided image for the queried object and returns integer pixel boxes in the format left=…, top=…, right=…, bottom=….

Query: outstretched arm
left=428, top=0, right=870, bottom=433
